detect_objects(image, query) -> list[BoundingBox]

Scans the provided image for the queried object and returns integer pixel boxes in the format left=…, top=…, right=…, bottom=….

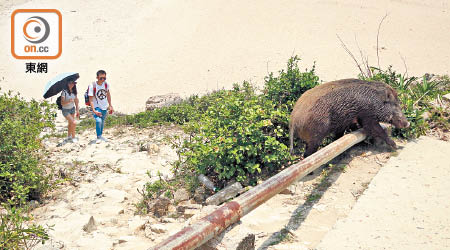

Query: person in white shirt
left=88, top=70, right=114, bottom=143
left=60, top=79, right=80, bottom=143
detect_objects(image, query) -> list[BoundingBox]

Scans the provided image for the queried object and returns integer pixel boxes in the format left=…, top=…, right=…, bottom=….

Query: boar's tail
left=289, top=121, right=294, bottom=155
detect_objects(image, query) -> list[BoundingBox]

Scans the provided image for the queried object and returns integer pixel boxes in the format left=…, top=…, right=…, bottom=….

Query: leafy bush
left=364, top=67, right=449, bottom=138
left=264, top=55, right=320, bottom=108
left=179, top=82, right=293, bottom=185
left=0, top=91, right=54, bottom=203
left=0, top=89, right=54, bottom=249
left=0, top=204, right=50, bottom=249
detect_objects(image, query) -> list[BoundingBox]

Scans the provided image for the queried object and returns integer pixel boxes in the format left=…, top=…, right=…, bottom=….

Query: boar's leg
left=361, top=119, right=397, bottom=149
left=334, top=130, right=345, bottom=140
left=334, top=117, right=359, bottom=140
left=304, top=142, right=320, bottom=158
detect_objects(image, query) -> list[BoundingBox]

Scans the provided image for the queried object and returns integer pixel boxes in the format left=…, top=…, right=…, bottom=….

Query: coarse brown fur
left=289, top=78, right=409, bottom=157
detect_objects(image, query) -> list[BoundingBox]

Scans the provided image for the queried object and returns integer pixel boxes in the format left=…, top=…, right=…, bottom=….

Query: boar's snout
left=397, top=120, right=410, bottom=128
left=404, top=121, right=410, bottom=128
left=387, top=102, right=410, bottom=129
left=392, top=114, right=410, bottom=128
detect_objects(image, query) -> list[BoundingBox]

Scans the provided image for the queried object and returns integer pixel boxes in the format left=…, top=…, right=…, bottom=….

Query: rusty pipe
left=150, top=128, right=370, bottom=250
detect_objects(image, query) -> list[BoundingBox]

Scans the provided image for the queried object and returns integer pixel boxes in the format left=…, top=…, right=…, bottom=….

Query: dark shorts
left=62, top=107, right=75, bottom=117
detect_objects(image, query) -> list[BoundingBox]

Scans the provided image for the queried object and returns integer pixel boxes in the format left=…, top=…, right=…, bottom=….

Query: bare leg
left=65, top=114, right=76, bottom=138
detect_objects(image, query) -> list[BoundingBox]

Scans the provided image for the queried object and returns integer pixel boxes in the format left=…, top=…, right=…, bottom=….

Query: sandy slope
left=34, top=117, right=183, bottom=250
left=1, top=0, right=449, bottom=113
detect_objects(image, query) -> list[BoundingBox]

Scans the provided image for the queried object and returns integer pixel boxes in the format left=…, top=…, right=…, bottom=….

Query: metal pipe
left=150, top=128, right=369, bottom=250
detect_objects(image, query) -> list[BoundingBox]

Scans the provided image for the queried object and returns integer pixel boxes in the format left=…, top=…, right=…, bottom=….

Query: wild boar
left=289, top=78, right=409, bottom=157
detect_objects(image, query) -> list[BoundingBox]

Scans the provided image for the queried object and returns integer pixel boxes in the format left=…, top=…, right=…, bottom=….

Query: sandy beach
left=1, top=0, right=449, bottom=113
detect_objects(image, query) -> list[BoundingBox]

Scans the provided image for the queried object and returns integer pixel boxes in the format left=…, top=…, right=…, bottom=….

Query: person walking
left=88, top=70, right=114, bottom=143
left=60, top=79, right=80, bottom=143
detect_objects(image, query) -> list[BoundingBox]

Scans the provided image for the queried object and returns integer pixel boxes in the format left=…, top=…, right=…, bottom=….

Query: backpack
left=84, top=82, right=108, bottom=107
left=56, top=89, right=68, bottom=110
left=56, top=96, right=62, bottom=110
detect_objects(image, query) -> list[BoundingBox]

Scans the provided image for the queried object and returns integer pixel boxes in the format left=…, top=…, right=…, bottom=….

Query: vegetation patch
left=0, top=90, right=54, bottom=248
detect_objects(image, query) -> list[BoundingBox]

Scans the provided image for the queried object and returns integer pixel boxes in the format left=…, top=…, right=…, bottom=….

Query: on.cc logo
left=23, top=16, right=50, bottom=44
left=11, top=9, right=62, bottom=60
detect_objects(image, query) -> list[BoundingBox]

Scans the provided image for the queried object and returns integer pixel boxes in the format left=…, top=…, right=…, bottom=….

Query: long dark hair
left=64, top=80, right=77, bottom=95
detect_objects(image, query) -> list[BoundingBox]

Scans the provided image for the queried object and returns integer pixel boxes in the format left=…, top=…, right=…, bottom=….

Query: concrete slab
left=317, top=137, right=450, bottom=249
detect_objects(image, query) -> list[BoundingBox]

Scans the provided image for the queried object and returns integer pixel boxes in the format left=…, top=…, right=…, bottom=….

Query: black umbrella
left=43, top=72, right=79, bottom=99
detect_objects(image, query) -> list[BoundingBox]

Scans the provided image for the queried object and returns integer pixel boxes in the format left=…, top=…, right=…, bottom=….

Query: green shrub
left=0, top=89, right=54, bottom=249
left=0, top=204, right=50, bottom=249
left=179, top=82, right=292, bottom=185
left=0, top=91, right=55, bottom=203
left=264, top=55, right=320, bottom=108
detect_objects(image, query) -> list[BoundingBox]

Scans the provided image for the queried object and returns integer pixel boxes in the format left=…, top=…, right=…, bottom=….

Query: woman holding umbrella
left=60, top=79, right=80, bottom=143
left=43, top=72, right=80, bottom=145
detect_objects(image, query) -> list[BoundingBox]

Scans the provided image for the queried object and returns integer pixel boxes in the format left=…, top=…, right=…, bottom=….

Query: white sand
left=1, top=0, right=449, bottom=113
